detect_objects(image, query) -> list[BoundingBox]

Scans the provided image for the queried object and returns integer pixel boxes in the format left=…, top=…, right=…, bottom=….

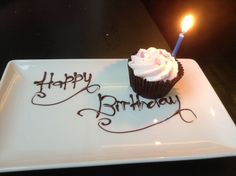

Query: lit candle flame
left=181, top=15, right=194, bottom=33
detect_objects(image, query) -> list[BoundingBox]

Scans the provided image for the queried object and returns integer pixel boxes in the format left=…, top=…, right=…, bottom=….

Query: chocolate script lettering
left=77, top=93, right=197, bottom=133
left=31, top=71, right=100, bottom=106
left=77, top=94, right=178, bottom=118
left=32, top=71, right=197, bottom=134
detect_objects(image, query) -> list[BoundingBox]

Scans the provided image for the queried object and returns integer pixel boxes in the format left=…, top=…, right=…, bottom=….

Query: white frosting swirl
left=128, top=47, right=178, bottom=82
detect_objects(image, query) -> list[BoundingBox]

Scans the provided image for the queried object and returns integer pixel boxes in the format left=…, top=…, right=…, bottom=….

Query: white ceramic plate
left=0, top=59, right=236, bottom=173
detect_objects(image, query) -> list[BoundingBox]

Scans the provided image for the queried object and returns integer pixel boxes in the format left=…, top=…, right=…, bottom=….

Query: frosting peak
left=128, top=47, right=178, bottom=81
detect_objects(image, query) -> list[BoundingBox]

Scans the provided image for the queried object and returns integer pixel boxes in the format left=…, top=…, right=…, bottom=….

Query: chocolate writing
left=31, top=72, right=100, bottom=106
left=78, top=94, right=178, bottom=118
left=32, top=72, right=197, bottom=134
left=77, top=93, right=197, bottom=134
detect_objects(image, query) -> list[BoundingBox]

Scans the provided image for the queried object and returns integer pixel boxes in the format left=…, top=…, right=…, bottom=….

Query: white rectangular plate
left=0, top=59, right=236, bottom=172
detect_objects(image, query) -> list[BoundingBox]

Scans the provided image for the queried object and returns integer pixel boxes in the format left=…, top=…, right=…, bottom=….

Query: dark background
left=0, top=0, right=169, bottom=73
left=143, top=0, right=236, bottom=59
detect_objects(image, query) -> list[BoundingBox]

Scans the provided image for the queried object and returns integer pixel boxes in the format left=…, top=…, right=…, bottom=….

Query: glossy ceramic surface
left=0, top=59, right=236, bottom=172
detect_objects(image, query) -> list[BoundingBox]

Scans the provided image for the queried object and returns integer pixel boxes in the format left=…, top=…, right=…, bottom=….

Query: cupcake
left=128, top=47, right=184, bottom=99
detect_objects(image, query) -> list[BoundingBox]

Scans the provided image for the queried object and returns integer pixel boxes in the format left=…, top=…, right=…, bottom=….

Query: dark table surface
left=0, top=0, right=235, bottom=175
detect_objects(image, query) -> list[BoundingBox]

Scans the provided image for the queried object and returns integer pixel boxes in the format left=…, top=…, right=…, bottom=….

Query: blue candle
left=172, top=32, right=184, bottom=57
left=172, top=14, right=194, bottom=57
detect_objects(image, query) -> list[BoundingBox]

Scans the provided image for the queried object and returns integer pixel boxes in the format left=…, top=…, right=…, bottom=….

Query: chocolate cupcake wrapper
left=128, top=59, right=184, bottom=99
